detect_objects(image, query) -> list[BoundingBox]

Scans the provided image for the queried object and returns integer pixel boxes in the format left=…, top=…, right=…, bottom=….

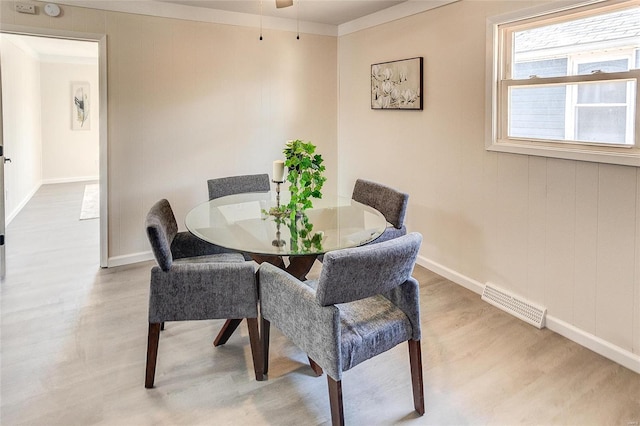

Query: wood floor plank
left=1, top=182, right=639, bottom=425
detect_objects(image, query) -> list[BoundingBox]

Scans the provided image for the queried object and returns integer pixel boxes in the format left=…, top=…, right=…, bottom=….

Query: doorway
left=0, top=28, right=108, bottom=274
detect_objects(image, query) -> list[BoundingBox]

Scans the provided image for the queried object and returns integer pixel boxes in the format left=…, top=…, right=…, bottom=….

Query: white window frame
left=566, top=51, right=636, bottom=144
left=486, top=0, right=640, bottom=166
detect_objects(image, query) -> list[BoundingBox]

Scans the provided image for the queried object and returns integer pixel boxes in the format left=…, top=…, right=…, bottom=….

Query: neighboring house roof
left=515, top=7, right=640, bottom=54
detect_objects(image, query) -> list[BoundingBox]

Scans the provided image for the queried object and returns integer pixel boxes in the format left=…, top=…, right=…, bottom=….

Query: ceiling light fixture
left=259, top=0, right=263, bottom=40
left=276, top=0, right=293, bottom=8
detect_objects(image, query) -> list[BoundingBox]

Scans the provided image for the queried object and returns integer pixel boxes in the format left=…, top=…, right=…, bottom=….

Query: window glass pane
left=513, top=58, right=568, bottom=79
left=576, top=106, right=627, bottom=144
left=577, top=59, right=628, bottom=75
left=577, top=81, right=627, bottom=104
left=513, top=8, right=640, bottom=74
left=509, top=86, right=566, bottom=139
left=508, top=81, right=636, bottom=145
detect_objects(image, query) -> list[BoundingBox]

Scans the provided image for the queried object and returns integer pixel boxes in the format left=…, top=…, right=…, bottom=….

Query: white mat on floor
left=80, top=184, right=99, bottom=220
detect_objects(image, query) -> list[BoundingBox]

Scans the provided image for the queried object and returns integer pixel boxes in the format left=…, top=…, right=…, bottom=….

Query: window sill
left=486, top=139, right=640, bottom=167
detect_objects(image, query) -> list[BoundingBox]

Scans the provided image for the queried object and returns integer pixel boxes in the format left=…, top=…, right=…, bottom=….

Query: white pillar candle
left=272, top=160, right=285, bottom=182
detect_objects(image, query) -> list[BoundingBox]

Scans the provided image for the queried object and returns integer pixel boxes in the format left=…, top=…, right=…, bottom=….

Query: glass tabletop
left=185, top=192, right=388, bottom=256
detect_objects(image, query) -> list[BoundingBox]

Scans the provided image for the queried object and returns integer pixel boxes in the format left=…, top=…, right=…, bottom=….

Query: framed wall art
left=371, top=57, right=423, bottom=110
left=71, top=81, right=90, bottom=130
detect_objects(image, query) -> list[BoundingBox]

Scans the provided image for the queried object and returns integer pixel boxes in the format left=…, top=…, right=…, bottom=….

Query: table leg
left=213, top=318, right=242, bottom=346
left=285, top=255, right=318, bottom=281
left=251, top=254, right=317, bottom=281
left=251, top=254, right=286, bottom=270
left=213, top=254, right=317, bottom=346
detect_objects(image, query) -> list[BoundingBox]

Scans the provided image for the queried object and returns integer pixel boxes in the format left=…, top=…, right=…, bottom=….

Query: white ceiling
left=155, top=0, right=407, bottom=26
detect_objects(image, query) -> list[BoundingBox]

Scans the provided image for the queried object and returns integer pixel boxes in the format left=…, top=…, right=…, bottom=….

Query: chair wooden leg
left=145, top=323, right=161, bottom=388
left=246, top=318, right=264, bottom=381
left=308, top=357, right=324, bottom=376
left=327, top=376, right=344, bottom=426
left=160, top=322, right=165, bottom=331
left=408, top=339, right=425, bottom=415
left=213, top=318, right=243, bottom=346
left=261, top=316, right=270, bottom=375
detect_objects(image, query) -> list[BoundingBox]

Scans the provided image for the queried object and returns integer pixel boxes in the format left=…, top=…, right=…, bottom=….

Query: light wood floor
left=2, top=182, right=639, bottom=425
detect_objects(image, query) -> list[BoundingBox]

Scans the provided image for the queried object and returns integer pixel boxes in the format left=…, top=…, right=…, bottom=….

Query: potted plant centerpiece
left=268, top=139, right=326, bottom=253
left=283, top=139, right=326, bottom=215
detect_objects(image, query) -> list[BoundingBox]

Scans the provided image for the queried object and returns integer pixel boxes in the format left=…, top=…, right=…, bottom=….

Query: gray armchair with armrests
left=258, top=232, right=424, bottom=425
left=144, top=199, right=263, bottom=388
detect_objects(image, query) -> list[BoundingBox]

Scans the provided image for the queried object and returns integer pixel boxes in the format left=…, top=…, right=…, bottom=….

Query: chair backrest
left=315, top=232, right=422, bottom=306
left=145, top=199, right=178, bottom=271
left=207, top=173, right=271, bottom=200
left=352, top=179, right=408, bottom=229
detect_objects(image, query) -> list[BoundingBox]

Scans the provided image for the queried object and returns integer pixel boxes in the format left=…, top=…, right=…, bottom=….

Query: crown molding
left=53, top=0, right=337, bottom=36
left=338, top=0, right=459, bottom=36
left=51, top=0, right=459, bottom=37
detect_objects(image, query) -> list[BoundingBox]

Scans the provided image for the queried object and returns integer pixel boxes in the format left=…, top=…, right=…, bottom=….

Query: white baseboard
left=108, top=251, right=154, bottom=268
left=43, top=176, right=99, bottom=184
left=6, top=181, right=42, bottom=226
left=416, top=255, right=640, bottom=375
left=416, top=255, right=484, bottom=295
left=546, top=316, right=640, bottom=374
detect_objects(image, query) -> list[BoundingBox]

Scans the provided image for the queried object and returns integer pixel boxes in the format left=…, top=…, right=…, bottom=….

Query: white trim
left=5, top=181, right=41, bottom=226
left=416, top=254, right=640, bottom=374
left=337, top=0, right=460, bottom=36
left=42, top=176, right=99, bottom=184
left=416, top=255, right=484, bottom=294
left=0, top=25, right=110, bottom=268
left=53, top=0, right=460, bottom=38
left=98, top=34, right=108, bottom=269
left=486, top=0, right=640, bottom=167
left=546, top=316, right=640, bottom=374
left=55, top=0, right=336, bottom=36
left=486, top=140, right=640, bottom=166
left=108, top=251, right=154, bottom=268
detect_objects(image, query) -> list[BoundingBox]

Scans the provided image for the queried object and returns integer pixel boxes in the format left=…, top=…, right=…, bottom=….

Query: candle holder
left=272, top=221, right=286, bottom=248
left=271, top=179, right=286, bottom=248
left=272, top=179, right=284, bottom=209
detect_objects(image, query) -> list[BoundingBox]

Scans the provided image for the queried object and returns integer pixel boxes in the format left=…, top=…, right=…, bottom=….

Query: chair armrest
left=258, top=263, right=343, bottom=379
left=149, top=261, right=257, bottom=322
left=382, top=276, right=421, bottom=340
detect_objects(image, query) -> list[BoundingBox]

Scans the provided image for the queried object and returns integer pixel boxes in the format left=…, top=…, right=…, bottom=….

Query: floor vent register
left=482, top=283, right=547, bottom=329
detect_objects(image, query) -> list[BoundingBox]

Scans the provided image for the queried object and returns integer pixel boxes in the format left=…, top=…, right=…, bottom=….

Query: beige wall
left=41, top=61, right=99, bottom=183
left=338, top=0, right=640, bottom=365
left=0, top=35, right=43, bottom=223
left=0, top=2, right=338, bottom=261
left=2, top=0, right=638, bottom=370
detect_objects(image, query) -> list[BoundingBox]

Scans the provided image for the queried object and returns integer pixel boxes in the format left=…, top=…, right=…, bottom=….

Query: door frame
left=0, top=24, right=108, bottom=268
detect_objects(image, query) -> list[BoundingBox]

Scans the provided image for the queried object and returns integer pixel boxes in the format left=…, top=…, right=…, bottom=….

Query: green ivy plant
left=288, top=211, right=323, bottom=253
left=264, top=140, right=326, bottom=253
left=283, top=139, right=326, bottom=219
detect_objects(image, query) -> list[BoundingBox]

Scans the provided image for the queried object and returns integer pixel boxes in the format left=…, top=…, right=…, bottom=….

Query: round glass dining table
left=185, top=191, right=388, bottom=264
left=186, top=191, right=387, bottom=351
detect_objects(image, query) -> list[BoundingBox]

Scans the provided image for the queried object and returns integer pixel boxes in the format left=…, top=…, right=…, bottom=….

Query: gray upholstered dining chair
left=207, top=173, right=271, bottom=201
left=207, top=173, right=271, bottom=260
left=144, top=199, right=262, bottom=388
left=259, top=232, right=424, bottom=425
left=352, top=178, right=409, bottom=243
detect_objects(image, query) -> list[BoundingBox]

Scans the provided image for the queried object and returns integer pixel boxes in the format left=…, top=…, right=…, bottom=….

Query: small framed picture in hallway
left=71, top=81, right=90, bottom=130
